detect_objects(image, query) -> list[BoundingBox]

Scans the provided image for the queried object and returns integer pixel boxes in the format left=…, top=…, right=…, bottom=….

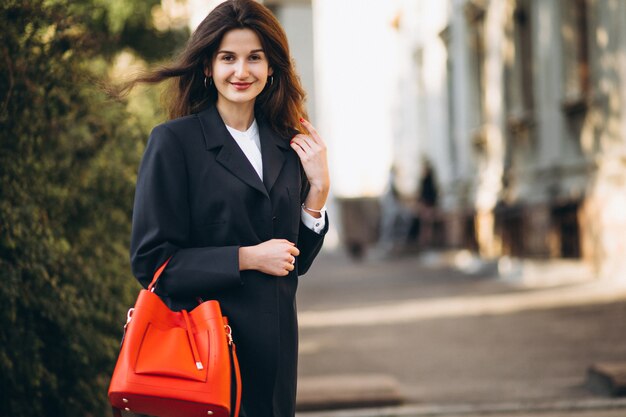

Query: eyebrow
left=216, top=49, right=265, bottom=55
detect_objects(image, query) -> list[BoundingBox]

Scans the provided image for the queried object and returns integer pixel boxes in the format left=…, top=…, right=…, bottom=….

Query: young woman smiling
left=126, top=1, right=330, bottom=416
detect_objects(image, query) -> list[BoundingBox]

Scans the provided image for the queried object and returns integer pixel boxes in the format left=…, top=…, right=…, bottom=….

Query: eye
left=221, top=54, right=235, bottom=62
left=249, top=53, right=265, bottom=62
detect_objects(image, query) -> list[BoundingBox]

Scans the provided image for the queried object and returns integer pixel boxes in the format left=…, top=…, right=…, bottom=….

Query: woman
left=128, top=1, right=330, bottom=416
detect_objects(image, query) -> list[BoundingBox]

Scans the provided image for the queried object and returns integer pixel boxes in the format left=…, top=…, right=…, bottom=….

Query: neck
left=216, top=99, right=255, bottom=131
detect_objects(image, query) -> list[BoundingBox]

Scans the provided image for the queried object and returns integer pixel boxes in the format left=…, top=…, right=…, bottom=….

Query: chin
left=227, top=92, right=263, bottom=104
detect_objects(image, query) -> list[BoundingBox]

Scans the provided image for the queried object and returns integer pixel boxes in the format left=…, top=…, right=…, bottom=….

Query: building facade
left=394, top=0, right=626, bottom=280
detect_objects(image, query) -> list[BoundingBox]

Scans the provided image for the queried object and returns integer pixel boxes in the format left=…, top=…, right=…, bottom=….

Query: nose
left=234, top=59, right=249, bottom=79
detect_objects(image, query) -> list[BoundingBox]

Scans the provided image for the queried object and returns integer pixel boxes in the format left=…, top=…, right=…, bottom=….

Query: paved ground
left=298, top=404, right=626, bottom=417
left=295, top=248, right=626, bottom=416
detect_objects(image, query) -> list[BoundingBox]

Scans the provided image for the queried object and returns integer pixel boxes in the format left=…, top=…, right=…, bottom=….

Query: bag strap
left=224, top=319, right=242, bottom=417
left=230, top=339, right=242, bottom=417
left=147, top=256, right=172, bottom=292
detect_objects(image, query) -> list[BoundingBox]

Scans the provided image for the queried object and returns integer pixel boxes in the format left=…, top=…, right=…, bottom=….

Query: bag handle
left=148, top=256, right=208, bottom=305
left=147, top=256, right=172, bottom=292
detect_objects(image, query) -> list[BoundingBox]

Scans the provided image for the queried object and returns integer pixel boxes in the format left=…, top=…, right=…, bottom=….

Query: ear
left=203, top=59, right=211, bottom=77
left=268, top=67, right=274, bottom=76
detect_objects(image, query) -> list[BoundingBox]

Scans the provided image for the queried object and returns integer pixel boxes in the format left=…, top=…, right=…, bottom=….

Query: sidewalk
left=296, top=249, right=626, bottom=416
left=298, top=272, right=626, bottom=329
left=297, top=397, right=626, bottom=417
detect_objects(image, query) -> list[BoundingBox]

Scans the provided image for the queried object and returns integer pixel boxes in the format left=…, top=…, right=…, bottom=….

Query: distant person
left=126, top=1, right=330, bottom=416
left=416, top=160, right=438, bottom=246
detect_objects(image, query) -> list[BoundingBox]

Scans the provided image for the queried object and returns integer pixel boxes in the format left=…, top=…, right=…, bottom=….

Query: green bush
left=0, top=1, right=186, bottom=415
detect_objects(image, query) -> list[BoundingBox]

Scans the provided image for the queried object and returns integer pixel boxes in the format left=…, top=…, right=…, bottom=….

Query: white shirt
left=226, top=120, right=326, bottom=234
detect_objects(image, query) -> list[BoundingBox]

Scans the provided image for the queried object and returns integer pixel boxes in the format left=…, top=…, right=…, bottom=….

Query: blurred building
left=388, top=0, right=626, bottom=280
left=271, top=0, right=626, bottom=277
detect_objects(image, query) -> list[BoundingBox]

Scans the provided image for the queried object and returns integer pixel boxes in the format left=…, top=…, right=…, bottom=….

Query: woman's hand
left=239, top=239, right=300, bottom=276
left=290, top=118, right=330, bottom=217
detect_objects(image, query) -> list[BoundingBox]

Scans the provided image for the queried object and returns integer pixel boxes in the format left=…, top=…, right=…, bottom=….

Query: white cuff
left=301, top=206, right=326, bottom=234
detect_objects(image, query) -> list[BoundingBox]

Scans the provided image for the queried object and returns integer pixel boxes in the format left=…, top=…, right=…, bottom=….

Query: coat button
left=272, top=216, right=278, bottom=221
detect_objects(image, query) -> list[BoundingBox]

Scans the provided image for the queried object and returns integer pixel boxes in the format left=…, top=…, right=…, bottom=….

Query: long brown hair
left=126, top=0, right=307, bottom=137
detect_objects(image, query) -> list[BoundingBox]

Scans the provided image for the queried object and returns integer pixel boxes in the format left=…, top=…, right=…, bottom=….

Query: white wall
left=312, top=0, right=398, bottom=198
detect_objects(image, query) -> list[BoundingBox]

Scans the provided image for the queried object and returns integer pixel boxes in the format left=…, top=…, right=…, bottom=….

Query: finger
left=281, top=250, right=295, bottom=264
left=303, top=136, right=322, bottom=153
left=291, top=140, right=318, bottom=164
left=299, top=118, right=323, bottom=144
left=289, top=246, right=300, bottom=256
left=285, top=262, right=295, bottom=272
left=291, top=135, right=314, bottom=152
left=290, top=141, right=308, bottom=160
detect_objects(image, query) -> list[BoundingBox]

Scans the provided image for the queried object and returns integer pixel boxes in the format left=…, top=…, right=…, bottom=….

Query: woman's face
left=209, top=28, right=273, bottom=109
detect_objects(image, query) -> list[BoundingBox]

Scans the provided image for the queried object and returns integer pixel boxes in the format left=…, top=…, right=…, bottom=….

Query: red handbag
left=108, top=258, right=241, bottom=417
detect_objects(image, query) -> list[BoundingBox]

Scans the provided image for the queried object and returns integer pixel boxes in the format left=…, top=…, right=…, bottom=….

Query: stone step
left=586, top=362, right=626, bottom=396
left=297, top=374, right=404, bottom=412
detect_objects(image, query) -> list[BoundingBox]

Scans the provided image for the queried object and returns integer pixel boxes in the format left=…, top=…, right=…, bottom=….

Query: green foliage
left=0, top=1, right=186, bottom=416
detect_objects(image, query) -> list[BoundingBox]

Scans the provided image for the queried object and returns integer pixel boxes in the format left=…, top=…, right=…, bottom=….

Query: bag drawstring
left=182, top=310, right=203, bottom=370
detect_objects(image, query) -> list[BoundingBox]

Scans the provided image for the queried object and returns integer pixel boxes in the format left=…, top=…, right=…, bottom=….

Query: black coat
left=130, top=105, right=327, bottom=417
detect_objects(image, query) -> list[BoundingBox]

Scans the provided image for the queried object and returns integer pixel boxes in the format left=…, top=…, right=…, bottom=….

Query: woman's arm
left=130, top=125, right=241, bottom=298
left=290, top=118, right=330, bottom=215
left=290, top=119, right=331, bottom=274
left=296, top=211, right=328, bottom=275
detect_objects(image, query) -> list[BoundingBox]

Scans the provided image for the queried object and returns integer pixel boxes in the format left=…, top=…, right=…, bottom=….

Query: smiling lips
left=231, top=82, right=253, bottom=91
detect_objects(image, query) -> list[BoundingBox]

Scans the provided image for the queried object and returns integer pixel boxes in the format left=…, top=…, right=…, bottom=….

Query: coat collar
left=197, top=105, right=289, bottom=197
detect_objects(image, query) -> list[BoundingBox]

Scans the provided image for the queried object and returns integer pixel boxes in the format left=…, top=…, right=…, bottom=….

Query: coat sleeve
left=297, top=212, right=328, bottom=275
left=130, top=124, right=242, bottom=298
left=296, top=169, right=329, bottom=276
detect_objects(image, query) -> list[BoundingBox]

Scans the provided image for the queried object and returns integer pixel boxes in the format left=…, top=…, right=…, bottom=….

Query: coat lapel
left=198, top=105, right=290, bottom=197
left=198, top=106, right=268, bottom=197
left=258, top=118, right=289, bottom=194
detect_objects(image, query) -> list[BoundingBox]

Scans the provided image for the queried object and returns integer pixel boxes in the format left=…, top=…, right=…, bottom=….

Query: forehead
left=218, top=28, right=263, bottom=51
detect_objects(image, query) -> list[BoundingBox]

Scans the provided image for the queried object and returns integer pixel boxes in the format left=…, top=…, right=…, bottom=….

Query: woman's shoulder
left=151, top=113, right=202, bottom=138
left=148, top=114, right=204, bottom=157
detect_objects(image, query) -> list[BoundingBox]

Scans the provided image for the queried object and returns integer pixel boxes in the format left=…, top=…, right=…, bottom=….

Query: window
left=506, top=0, right=534, bottom=135
left=560, top=0, right=590, bottom=115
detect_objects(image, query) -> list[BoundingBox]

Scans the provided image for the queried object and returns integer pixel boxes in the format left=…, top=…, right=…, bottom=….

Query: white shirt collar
left=225, top=119, right=263, bottom=180
left=225, top=119, right=259, bottom=140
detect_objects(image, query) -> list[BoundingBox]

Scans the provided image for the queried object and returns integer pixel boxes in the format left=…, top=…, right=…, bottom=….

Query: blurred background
left=2, top=0, right=626, bottom=416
